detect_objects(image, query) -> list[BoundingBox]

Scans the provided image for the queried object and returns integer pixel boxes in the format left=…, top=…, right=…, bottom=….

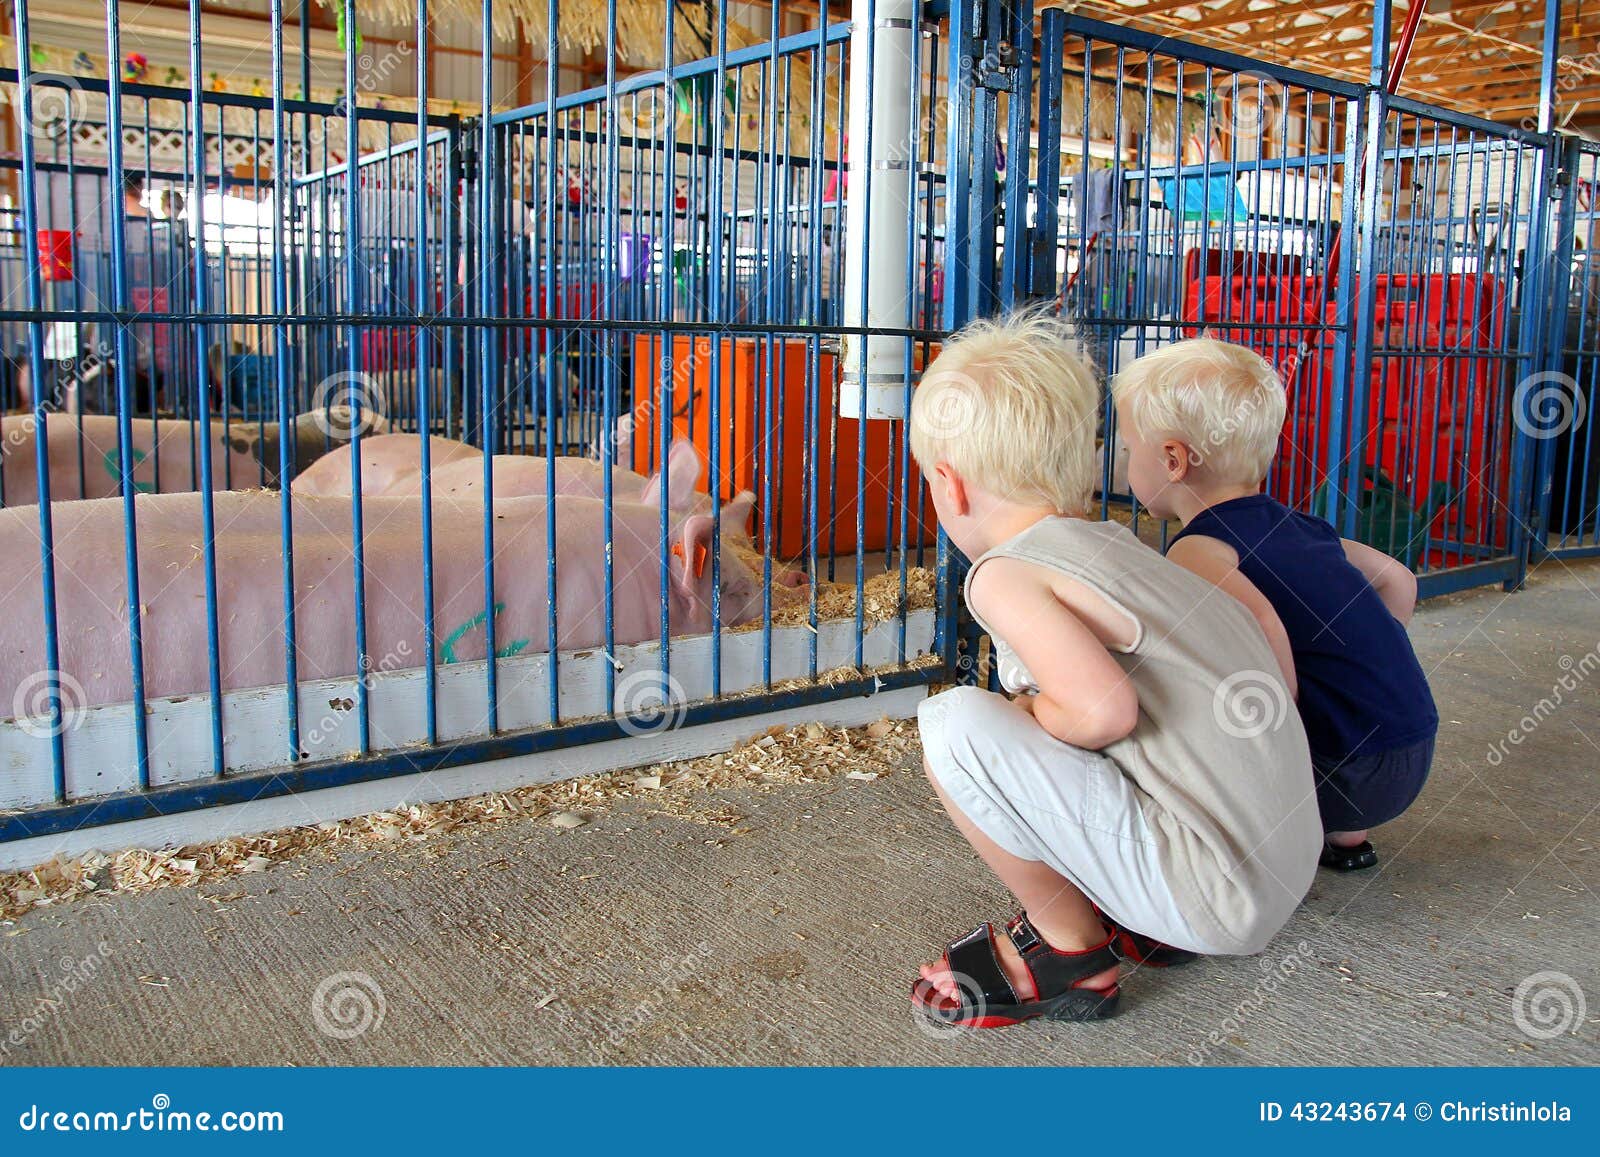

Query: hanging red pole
left=1385, top=0, right=1431, bottom=95
left=1287, top=2, right=1430, bottom=467
left=1324, top=1, right=1430, bottom=280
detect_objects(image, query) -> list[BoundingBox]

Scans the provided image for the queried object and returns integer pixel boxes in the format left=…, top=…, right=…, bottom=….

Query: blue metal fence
left=0, top=0, right=1592, bottom=845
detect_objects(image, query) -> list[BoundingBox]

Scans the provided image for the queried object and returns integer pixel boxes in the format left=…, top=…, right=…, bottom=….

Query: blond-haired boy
left=1112, top=338, right=1437, bottom=873
left=909, top=313, right=1319, bottom=1029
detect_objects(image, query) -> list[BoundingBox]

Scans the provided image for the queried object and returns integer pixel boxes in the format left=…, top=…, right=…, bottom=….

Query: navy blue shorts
left=1311, top=734, right=1435, bottom=832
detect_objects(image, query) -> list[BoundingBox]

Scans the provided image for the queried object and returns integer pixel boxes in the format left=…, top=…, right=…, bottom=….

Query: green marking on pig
left=101, top=448, right=156, bottom=493
left=440, top=602, right=531, bottom=664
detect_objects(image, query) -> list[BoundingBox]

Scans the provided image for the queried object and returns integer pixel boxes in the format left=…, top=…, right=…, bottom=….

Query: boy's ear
left=932, top=462, right=970, bottom=516
left=1160, top=439, right=1193, bottom=483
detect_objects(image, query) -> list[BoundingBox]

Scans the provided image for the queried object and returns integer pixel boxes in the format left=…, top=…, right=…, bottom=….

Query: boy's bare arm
left=967, top=557, right=1139, bottom=750
left=1339, top=538, right=1418, bottom=625
left=1166, top=534, right=1298, bottom=700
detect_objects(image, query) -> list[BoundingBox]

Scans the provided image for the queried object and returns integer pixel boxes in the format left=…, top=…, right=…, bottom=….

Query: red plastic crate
left=1181, top=256, right=1511, bottom=557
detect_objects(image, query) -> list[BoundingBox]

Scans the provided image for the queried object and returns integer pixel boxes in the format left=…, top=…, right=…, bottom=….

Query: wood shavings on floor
left=0, top=716, right=923, bottom=924
left=733, top=566, right=937, bottom=632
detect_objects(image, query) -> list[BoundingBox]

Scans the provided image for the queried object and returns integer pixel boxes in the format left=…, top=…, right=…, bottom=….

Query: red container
left=630, top=333, right=938, bottom=559
left=37, top=229, right=74, bottom=282
left=1182, top=256, right=1511, bottom=558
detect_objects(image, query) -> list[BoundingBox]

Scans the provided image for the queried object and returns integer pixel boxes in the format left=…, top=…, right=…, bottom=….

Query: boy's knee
left=918, top=684, right=1006, bottom=740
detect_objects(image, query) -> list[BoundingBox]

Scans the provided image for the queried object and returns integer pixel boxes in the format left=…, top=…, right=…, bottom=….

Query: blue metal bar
left=343, top=0, right=372, bottom=753
left=1031, top=9, right=1063, bottom=301
left=10, top=0, right=69, bottom=797
left=707, top=0, right=729, bottom=698
left=481, top=0, right=503, bottom=732
left=191, top=0, right=225, bottom=776
left=1505, top=0, right=1565, bottom=588
left=102, top=0, right=153, bottom=788
left=416, top=0, right=440, bottom=745
left=999, top=0, right=1033, bottom=308
left=1338, top=1, right=1393, bottom=540
left=600, top=0, right=619, bottom=712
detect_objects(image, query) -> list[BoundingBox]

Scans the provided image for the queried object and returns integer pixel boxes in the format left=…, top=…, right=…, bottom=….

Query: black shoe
left=1319, top=838, right=1378, bottom=871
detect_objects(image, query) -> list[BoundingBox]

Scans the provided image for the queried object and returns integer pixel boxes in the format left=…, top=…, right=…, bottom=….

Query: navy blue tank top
left=1169, top=494, right=1437, bottom=761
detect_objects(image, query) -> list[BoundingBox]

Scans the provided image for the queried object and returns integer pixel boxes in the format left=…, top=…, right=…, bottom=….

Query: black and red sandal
left=911, top=913, right=1121, bottom=1028
left=1091, top=905, right=1199, bottom=968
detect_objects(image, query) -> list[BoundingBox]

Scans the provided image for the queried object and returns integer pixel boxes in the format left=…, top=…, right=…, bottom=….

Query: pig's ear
left=669, top=513, right=715, bottom=597
left=664, top=440, right=703, bottom=505
left=640, top=440, right=704, bottom=510
left=719, top=490, right=756, bottom=537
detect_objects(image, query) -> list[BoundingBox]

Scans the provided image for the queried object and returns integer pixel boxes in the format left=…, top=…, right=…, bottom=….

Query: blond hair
left=909, top=311, right=1100, bottom=514
left=1111, top=338, right=1287, bottom=485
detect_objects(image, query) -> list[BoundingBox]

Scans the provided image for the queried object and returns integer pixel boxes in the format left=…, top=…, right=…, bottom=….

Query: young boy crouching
left=1112, top=338, right=1437, bottom=872
left=909, top=313, right=1320, bottom=1029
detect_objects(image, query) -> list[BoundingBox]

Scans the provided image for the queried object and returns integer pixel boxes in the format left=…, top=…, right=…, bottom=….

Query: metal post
left=1513, top=0, right=1567, bottom=581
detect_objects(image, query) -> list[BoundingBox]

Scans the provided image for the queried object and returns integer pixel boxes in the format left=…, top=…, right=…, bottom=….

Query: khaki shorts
left=918, top=685, right=1220, bottom=956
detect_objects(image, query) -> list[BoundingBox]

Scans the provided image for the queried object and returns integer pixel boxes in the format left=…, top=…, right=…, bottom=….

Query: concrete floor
left=2, top=559, right=1597, bottom=1066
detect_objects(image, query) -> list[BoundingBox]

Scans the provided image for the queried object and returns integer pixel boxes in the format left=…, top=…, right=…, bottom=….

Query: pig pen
left=0, top=464, right=938, bottom=869
left=0, top=13, right=953, bottom=869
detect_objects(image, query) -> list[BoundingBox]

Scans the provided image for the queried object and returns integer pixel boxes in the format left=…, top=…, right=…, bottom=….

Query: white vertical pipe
left=840, top=0, right=916, bottom=419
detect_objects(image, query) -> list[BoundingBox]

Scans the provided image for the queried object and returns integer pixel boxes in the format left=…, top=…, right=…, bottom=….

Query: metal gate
left=954, top=3, right=1555, bottom=599
left=1535, top=136, right=1600, bottom=561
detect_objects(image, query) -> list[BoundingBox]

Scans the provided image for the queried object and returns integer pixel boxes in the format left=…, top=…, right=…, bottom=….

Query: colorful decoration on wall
left=72, top=51, right=95, bottom=75
left=334, top=3, right=364, bottom=56
left=209, top=72, right=226, bottom=93
left=122, top=53, right=148, bottom=83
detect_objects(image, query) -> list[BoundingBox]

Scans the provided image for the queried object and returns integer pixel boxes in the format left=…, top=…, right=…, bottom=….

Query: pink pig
left=291, top=431, right=711, bottom=511
left=0, top=410, right=388, bottom=506
left=0, top=487, right=799, bottom=711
